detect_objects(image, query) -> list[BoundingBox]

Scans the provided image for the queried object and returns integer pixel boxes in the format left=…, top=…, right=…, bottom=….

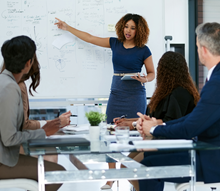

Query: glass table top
left=25, top=133, right=220, bottom=156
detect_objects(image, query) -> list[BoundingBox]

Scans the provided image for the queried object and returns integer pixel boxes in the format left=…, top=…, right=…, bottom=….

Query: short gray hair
left=195, top=22, right=220, bottom=56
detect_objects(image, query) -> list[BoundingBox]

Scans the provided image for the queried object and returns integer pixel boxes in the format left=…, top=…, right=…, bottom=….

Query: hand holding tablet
left=121, top=74, right=144, bottom=80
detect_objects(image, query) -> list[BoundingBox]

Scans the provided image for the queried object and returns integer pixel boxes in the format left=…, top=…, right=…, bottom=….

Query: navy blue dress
left=106, top=37, right=152, bottom=123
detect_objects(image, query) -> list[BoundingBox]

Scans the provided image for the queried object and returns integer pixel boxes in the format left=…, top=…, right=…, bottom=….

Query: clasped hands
left=113, top=112, right=158, bottom=137
left=136, top=112, right=158, bottom=137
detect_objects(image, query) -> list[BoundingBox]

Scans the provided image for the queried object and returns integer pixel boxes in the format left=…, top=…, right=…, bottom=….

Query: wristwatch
left=150, top=125, right=158, bottom=135
left=132, top=121, right=137, bottom=129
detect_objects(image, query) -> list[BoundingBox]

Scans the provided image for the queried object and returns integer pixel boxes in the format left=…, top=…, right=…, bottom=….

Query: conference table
left=24, top=131, right=220, bottom=191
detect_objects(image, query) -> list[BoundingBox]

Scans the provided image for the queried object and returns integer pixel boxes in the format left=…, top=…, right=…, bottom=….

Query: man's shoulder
left=210, top=70, right=220, bottom=82
left=200, top=75, right=220, bottom=104
left=210, top=63, right=220, bottom=79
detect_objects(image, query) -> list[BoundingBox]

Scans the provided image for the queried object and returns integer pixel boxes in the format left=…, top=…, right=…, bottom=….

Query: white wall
left=164, top=0, right=189, bottom=63
left=203, top=0, right=220, bottom=78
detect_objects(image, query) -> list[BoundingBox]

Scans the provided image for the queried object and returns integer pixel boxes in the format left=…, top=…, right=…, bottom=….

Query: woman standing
left=55, top=14, right=155, bottom=189
left=55, top=13, right=155, bottom=123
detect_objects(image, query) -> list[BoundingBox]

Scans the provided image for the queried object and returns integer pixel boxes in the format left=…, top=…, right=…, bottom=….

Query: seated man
left=136, top=22, right=220, bottom=191
left=0, top=35, right=65, bottom=191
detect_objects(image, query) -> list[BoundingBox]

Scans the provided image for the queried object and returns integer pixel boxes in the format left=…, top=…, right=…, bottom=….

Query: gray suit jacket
left=0, top=69, right=45, bottom=167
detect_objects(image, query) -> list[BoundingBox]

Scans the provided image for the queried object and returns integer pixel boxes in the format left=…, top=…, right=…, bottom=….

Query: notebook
left=28, top=137, right=90, bottom=148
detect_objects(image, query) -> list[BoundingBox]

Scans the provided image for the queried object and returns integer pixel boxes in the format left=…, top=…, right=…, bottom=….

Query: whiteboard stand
left=165, top=36, right=173, bottom=52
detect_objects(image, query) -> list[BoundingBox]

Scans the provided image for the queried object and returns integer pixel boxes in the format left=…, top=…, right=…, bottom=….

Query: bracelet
left=146, top=78, right=148, bottom=83
left=141, top=77, right=148, bottom=86
left=132, top=121, right=137, bottom=129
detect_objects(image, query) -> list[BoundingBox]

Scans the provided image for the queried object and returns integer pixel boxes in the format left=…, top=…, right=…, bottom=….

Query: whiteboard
left=0, top=0, right=165, bottom=99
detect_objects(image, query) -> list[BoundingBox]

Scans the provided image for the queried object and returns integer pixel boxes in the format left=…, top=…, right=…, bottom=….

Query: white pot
left=89, top=126, right=100, bottom=141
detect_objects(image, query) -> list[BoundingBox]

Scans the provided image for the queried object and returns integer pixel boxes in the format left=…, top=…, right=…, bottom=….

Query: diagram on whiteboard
left=55, top=58, right=66, bottom=72
left=0, top=0, right=166, bottom=98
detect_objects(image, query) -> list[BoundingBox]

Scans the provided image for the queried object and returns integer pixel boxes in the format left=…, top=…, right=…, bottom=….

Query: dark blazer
left=153, top=62, right=220, bottom=183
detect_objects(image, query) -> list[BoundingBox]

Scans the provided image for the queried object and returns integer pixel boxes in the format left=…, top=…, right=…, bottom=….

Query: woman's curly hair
left=148, top=51, right=200, bottom=113
left=115, top=13, right=150, bottom=47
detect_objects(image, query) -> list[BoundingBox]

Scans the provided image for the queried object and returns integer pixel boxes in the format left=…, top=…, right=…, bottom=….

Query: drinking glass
left=99, top=121, right=108, bottom=141
left=115, top=126, right=129, bottom=144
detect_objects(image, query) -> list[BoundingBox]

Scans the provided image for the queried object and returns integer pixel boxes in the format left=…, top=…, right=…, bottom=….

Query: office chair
left=0, top=178, right=38, bottom=191
left=175, top=182, right=220, bottom=191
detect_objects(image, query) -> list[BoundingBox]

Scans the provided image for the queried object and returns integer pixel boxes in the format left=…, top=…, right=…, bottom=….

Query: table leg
left=38, top=155, right=45, bottom=191
left=190, top=150, right=196, bottom=191
left=69, top=154, right=89, bottom=170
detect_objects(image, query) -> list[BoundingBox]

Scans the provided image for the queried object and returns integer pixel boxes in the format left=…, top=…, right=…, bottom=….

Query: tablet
left=121, top=74, right=144, bottom=80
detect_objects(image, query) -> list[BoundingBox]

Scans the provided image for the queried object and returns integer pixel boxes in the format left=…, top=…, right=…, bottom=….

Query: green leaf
left=85, top=111, right=106, bottom=126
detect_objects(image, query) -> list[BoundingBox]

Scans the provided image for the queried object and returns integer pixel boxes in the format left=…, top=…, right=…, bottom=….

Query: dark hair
left=148, top=51, right=200, bottom=113
left=1, top=35, right=36, bottom=74
left=115, top=13, right=150, bottom=47
left=1, top=54, right=41, bottom=96
left=196, top=22, right=220, bottom=55
left=20, top=54, right=41, bottom=96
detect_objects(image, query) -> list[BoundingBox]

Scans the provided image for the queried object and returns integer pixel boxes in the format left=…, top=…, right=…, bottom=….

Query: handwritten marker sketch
left=1, top=10, right=7, bottom=19
left=104, top=49, right=112, bottom=64
left=1, top=0, right=166, bottom=98
left=52, top=32, right=74, bottom=49
left=34, top=26, right=43, bottom=51
left=104, top=0, right=113, bottom=3
left=55, top=58, right=66, bottom=72
left=60, top=77, right=76, bottom=85
left=6, top=31, right=13, bottom=36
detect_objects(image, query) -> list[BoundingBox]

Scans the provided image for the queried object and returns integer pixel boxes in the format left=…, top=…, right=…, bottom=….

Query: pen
left=56, top=110, right=60, bottom=118
left=115, top=114, right=127, bottom=122
left=111, top=114, right=127, bottom=124
left=70, top=115, right=78, bottom=117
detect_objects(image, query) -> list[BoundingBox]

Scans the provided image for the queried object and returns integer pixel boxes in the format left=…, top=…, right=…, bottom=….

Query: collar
left=2, top=69, right=16, bottom=81
left=207, top=65, right=216, bottom=81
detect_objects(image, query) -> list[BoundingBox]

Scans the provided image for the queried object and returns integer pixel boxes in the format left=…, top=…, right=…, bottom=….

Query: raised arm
left=55, top=17, right=110, bottom=48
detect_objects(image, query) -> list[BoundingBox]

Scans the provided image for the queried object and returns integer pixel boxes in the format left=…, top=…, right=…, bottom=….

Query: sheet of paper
left=52, top=32, right=74, bottom=49
left=47, top=134, right=88, bottom=139
left=132, top=139, right=193, bottom=149
left=109, top=143, right=135, bottom=151
left=104, top=135, right=142, bottom=142
left=62, top=124, right=90, bottom=132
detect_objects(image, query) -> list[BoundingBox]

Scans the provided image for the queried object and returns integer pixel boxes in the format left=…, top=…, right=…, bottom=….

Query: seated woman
left=0, top=35, right=65, bottom=191
left=1, top=55, right=71, bottom=130
left=1, top=54, right=71, bottom=163
left=113, top=51, right=200, bottom=191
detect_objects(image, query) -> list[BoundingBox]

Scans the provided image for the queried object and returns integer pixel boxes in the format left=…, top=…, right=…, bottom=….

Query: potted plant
left=86, top=111, right=106, bottom=142
left=85, top=111, right=106, bottom=126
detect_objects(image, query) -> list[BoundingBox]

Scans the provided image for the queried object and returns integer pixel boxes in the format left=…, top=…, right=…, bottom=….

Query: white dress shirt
left=207, top=65, right=216, bottom=81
